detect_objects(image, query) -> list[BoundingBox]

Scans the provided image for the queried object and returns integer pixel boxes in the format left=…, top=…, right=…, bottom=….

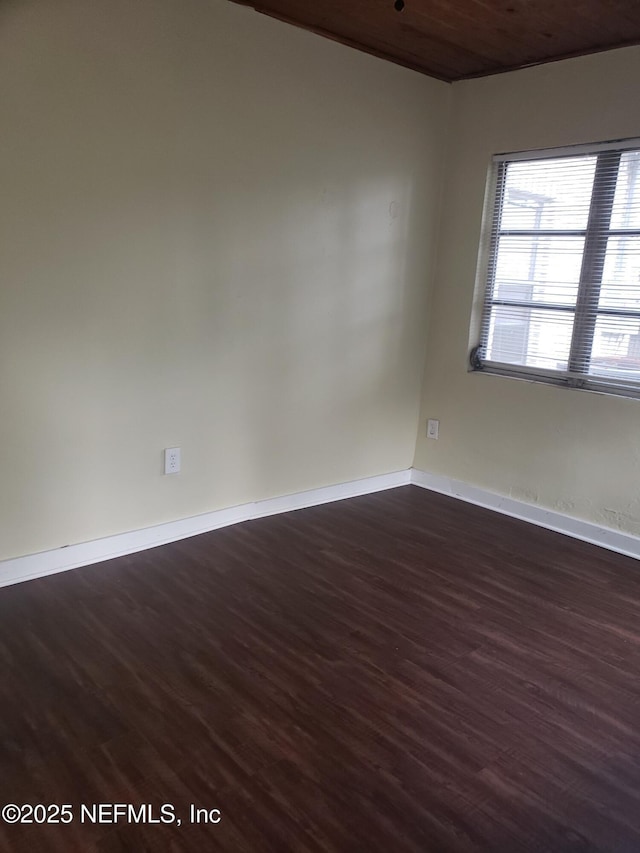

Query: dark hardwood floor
left=2, top=485, right=640, bottom=851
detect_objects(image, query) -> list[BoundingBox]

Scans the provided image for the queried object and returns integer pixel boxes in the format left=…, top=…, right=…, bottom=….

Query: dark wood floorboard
left=2, top=485, right=640, bottom=851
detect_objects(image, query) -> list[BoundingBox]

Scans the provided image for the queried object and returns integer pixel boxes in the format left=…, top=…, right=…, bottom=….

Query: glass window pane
left=598, top=235, right=640, bottom=311
left=486, top=305, right=574, bottom=370
left=500, top=157, right=596, bottom=232
left=494, top=235, right=584, bottom=306
left=590, top=315, right=640, bottom=381
left=610, top=151, right=640, bottom=231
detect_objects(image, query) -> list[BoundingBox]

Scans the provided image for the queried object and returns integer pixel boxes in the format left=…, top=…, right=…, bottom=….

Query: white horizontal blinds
left=483, top=154, right=595, bottom=373
left=568, top=151, right=621, bottom=375
left=587, top=150, right=640, bottom=384
left=480, top=141, right=640, bottom=393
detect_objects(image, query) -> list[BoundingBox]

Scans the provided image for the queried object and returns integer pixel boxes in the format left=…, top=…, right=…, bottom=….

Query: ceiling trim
left=230, top=1, right=453, bottom=82
left=457, top=36, right=640, bottom=81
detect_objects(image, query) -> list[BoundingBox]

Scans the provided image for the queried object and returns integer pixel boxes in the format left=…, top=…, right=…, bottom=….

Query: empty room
left=3, top=0, right=640, bottom=850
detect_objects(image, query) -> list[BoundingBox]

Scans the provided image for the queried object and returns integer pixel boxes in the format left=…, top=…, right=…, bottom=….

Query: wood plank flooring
left=2, top=485, right=640, bottom=851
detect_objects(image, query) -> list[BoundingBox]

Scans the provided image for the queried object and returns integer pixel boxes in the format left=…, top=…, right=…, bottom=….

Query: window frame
left=473, top=137, right=640, bottom=400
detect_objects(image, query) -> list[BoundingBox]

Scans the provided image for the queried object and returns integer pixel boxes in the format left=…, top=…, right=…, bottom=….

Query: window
left=474, top=139, right=640, bottom=398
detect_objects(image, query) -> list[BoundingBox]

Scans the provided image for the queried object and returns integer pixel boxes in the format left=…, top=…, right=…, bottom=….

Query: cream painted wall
left=414, top=47, right=640, bottom=536
left=0, top=0, right=450, bottom=561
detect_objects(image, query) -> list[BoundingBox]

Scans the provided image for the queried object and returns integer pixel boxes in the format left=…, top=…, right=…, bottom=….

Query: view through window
left=477, top=140, right=640, bottom=396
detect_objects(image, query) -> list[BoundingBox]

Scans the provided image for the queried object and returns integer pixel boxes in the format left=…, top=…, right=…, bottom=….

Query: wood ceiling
left=230, top=0, right=640, bottom=82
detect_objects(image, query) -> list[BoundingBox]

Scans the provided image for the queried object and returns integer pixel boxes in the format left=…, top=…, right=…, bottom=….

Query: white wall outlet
left=164, top=447, right=181, bottom=475
left=427, top=419, right=439, bottom=440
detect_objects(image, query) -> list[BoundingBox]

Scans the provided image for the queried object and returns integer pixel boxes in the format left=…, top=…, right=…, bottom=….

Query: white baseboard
left=0, top=469, right=411, bottom=589
left=3, top=466, right=637, bottom=590
left=410, top=468, right=640, bottom=561
left=252, top=469, right=411, bottom=518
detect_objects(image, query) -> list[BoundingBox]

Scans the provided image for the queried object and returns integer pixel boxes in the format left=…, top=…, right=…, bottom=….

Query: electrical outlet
left=164, top=447, right=181, bottom=475
left=427, top=419, right=439, bottom=440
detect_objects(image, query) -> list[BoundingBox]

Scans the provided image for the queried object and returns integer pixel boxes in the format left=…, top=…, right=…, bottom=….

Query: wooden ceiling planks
left=229, top=0, right=640, bottom=81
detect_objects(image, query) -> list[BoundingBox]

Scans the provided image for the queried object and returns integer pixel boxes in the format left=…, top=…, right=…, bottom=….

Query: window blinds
left=478, top=139, right=640, bottom=397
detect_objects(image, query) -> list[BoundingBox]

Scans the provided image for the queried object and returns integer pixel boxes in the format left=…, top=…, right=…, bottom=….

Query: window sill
left=469, top=363, right=640, bottom=401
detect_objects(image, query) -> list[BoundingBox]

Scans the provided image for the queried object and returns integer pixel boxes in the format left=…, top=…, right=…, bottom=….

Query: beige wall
left=0, top=0, right=450, bottom=561
left=414, top=47, right=640, bottom=535
left=7, top=2, right=638, bottom=565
